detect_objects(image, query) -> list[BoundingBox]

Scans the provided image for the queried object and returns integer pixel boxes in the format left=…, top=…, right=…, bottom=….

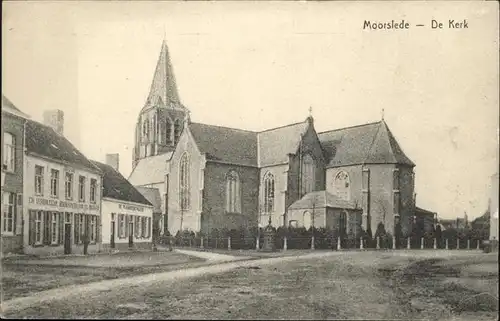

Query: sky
left=2, top=1, right=498, bottom=219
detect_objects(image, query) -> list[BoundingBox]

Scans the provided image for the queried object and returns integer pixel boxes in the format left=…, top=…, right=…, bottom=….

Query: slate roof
left=135, top=186, right=162, bottom=213
left=143, top=39, right=186, bottom=111
left=25, top=119, right=100, bottom=172
left=318, top=120, right=415, bottom=168
left=128, top=152, right=173, bottom=186
left=257, top=120, right=309, bottom=167
left=415, top=206, right=436, bottom=217
left=289, top=190, right=359, bottom=210
left=2, top=95, right=31, bottom=119
left=189, top=122, right=259, bottom=167
left=92, top=161, right=152, bottom=206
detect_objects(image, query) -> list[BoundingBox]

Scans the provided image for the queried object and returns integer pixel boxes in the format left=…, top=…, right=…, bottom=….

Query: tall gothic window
left=225, top=171, right=241, bottom=213
left=334, top=171, right=350, bottom=201
left=303, top=211, right=312, bottom=229
left=179, top=153, right=190, bottom=210
left=301, top=154, right=315, bottom=195
left=263, top=172, right=275, bottom=214
left=174, top=119, right=182, bottom=143
left=165, top=118, right=172, bottom=144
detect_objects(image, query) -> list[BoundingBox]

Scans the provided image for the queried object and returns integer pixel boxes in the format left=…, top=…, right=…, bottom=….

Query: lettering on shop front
left=28, top=197, right=100, bottom=211
left=118, top=203, right=144, bottom=212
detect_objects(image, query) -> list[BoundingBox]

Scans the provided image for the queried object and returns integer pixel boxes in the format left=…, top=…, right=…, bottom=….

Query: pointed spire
left=143, top=38, right=181, bottom=110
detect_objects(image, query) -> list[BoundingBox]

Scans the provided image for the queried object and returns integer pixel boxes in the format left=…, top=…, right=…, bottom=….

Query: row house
left=23, top=116, right=103, bottom=256
left=1, top=96, right=30, bottom=254
left=92, top=157, right=154, bottom=252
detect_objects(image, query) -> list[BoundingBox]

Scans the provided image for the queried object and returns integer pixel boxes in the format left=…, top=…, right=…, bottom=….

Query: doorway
left=110, top=221, right=116, bottom=249
left=64, top=223, right=72, bottom=254
left=128, top=222, right=134, bottom=248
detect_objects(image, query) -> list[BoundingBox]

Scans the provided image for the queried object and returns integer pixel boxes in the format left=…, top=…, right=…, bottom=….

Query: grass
left=1, top=251, right=203, bottom=301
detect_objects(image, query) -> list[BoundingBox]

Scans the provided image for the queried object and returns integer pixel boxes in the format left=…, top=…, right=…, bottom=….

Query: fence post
left=445, top=238, right=449, bottom=250
left=360, top=237, right=364, bottom=250
left=256, top=236, right=259, bottom=250
left=392, top=236, right=396, bottom=250
left=200, top=236, right=204, bottom=249
left=283, top=236, right=288, bottom=251
left=477, top=240, right=480, bottom=250
left=407, top=237, right=411, bottom=249
left=337, top=236, right=341, bottom=250
left=433, top=238, right=437, bottom=250
left=420, top=237, right=424, bottom=249
left=189, top=238, right=192, bottom=248
left=311, top=235, right=315, bottom=250
left=456, top=238, right=459, bottom=250
left=376, top=236, right=380, bottom=250
left=228, top=236, right=231, bottom=250
left=467, top=239, right=470, bottom=250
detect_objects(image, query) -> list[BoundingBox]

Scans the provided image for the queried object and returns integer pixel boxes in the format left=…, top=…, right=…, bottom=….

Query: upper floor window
left=393, top=168, right=400, bottom=191
left=263, top=172, right=275, bottom=214
left=174, top=119, right=182, bottom=143
left=165, top=118, right=172, bottom=144
left=301, top=154, right=315, bottom=196
left=65, top=172, right=73, bottom=200
left=334, top=171, right=350, bottom=201
left=3, top=133, right=15, bottom=172
left=2, top=192, right=15, bottom=235
left=90, top=178, right=97, bottom=203
left=179, top=153, right=190, bottom=211
left=35, top=165, right=44, bottom=195
left=50, top=169, right=60, bottom=198
left=225, top=171, right=241, bottom=213
left=78, top=176, right=86, bottom=202
left=362, top=168, right=370, bottom=191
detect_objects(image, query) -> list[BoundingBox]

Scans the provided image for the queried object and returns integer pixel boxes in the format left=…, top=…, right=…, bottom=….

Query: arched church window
left=334, top=171, right=351, bottom=201
left=301, top=154, right=315, bottom=195
left=174, top=119, right=182, bottom=143
left=225, top=171, right=241, bottom=213
left=165, top=118, right=172, bottom=144
left=303, top=211, right=312, bottom=229
left=179, top=153, right=190, bottom=210
left=263, top=172, right=275, bottom=214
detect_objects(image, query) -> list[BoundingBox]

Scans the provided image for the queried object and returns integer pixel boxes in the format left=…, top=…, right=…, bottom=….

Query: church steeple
left=133, top=38, right=189, bottom=168
left=143, top=39, right=182, bottom=111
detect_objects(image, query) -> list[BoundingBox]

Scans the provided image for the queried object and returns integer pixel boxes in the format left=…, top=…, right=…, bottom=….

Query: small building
left=287, top=191, right=363, bottom=235
left=414, top=206, right=437, bottom=233
left=92, top=159, right=154, bottom=252
left=1, top=95, right=30, bottom=254
left=23, top=115, right=102, bottom=256
left=135, top=186, right=163, bottom=242
left=490, top=172, right=499, bottom=242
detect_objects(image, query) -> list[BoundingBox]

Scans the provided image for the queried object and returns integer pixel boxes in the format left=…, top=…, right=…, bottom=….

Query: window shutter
left=74, top=214, right=79, bottom=244
left=96, top=216, right=101, bottom=243
left=29, top=211, right=35, bottom=246
left=59, top=212, right=64, bottom=245
left=44, top=212, right=51, bottom=245
left=125, top=215, right=129, bottom=238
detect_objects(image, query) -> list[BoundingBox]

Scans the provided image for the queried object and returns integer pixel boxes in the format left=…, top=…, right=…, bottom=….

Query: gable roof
left=188, top=122, right=258, bottom=167
left=289, top=190, right=359, bottom=210
left=135, top=186, right=162, bottom=213
left=128, top=152, right=173, bottom=186
left=2, top=95, right=31, bottom=119
left=92, top=161, right=152, bottom=206
left=257, top=120, right=309, bottom=167
left=25, top=119, right=99, bottom=173
left=318, top=120, right=415, bottom=168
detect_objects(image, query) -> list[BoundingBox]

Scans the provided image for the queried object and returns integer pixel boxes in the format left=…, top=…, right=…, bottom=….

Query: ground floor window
left=90, top=216, right=96, bottom=243
left=135, top=216, right=141, bottom=238
left=35, top=211, right=43, bottom=244
left=118, top=214, right=125, bottom=238
left=51, top=212, right=59, bottom=244
left=141, top=217, right=147, bottom=238
left=2, top=192, right=15, bottom=235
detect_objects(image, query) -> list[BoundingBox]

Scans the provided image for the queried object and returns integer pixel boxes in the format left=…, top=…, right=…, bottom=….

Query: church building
left=128, top=39, right=416, bottom=238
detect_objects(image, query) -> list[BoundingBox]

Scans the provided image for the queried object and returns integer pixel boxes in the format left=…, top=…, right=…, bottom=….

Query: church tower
left=132, top=39, right=189, bottom=169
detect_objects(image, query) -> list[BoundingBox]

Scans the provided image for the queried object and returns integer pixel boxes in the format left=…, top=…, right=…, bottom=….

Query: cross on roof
left=309, top=106, right=313, bottom=117
left=381, top=108, right=385, bottom=120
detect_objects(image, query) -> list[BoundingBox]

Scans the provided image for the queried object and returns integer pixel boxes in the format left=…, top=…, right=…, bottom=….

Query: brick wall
left=1, top=112, right=25, bottom=254
left=202, top=162, right=259, bottom=232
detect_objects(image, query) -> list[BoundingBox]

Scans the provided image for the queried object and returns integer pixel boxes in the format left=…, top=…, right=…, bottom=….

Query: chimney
left=43, top=110, right=64, bottom=136
left=106, top=153, right=120, bottom=172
